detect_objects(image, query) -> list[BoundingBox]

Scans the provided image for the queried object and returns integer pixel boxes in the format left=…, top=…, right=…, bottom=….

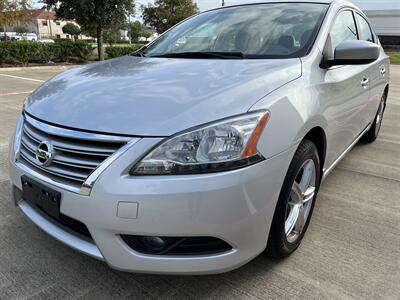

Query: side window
left=355, top=13, right=374, bottom=43
left=330, top=10, right=358, bottom=52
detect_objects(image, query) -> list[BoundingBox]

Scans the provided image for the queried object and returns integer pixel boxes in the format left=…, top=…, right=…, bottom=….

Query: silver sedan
left=9, top=0, right=390, bottom=274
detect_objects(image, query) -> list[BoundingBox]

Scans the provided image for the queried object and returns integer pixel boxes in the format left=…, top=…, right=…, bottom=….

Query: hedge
left=105, top=44, right=143, bottom=59
left=0, top=40, right=94, bottom=65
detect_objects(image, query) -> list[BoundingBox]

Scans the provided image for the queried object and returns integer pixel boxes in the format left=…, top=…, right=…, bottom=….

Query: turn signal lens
left=241, top=112, right=270, bottom=158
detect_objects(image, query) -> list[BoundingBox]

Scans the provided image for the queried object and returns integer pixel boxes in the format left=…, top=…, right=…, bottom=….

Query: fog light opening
left=141, top=236, right=166, bottom=251
left=121, top=235, right=232, bottom=256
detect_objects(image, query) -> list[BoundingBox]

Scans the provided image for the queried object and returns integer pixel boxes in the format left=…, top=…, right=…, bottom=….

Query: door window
left=355, top=13, right=374, bottom=43
left=329, top=10, right=358, bottom=53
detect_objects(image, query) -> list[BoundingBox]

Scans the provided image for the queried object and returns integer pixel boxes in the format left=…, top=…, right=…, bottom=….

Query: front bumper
left=9, top=137, right=295, bottom=275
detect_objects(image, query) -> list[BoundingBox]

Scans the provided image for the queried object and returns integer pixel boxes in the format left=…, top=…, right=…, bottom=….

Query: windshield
left=144, top=3, right=328, bottom=59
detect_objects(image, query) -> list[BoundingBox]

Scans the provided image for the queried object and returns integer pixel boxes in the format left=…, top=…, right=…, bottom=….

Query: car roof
left=204, top=1, right=361, bottom=14
left=201, top=1, right=336, bottom=14
left=223, top=0, right=335, bottom=6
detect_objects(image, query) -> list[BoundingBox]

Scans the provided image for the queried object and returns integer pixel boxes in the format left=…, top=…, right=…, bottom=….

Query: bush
left=54, top=40, right=94, bottom=62
left=82, top=39, right=96, bottom=43
left=105, top=44, right=143, bottom=59
left=117, top=40, right=131, bottom=44
left=0, top=40, right=94, bottom=65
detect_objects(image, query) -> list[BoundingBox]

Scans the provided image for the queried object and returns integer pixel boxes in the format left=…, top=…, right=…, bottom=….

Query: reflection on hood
left=25, top=56, right=301, bottom=136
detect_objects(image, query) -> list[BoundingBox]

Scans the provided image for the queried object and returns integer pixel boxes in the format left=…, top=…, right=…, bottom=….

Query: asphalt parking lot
left=0, top=65, right=399, bottom=299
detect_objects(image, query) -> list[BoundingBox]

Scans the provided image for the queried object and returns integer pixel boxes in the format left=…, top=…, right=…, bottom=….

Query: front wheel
left=266, top=140, right=321, bottom=258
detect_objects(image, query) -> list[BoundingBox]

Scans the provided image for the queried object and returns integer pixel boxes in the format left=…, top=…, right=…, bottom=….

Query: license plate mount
left=21, top=175, right=61, bottom=219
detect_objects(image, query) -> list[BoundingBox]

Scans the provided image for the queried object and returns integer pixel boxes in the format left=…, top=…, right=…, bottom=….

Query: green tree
left=141, top=29, right=152, bottom=40
left=14, top=24, right=28, bottom=33
left=62, top=22, right=80, bottom=40
left=0, top=0, right=30, bottom=38
left=128, top=20, right=147, bottom=43
left=142, top=0, right=198, bottom=34
left=43, top=0, right=135, bottom=61
left=103, top=26, right=121, bottom=45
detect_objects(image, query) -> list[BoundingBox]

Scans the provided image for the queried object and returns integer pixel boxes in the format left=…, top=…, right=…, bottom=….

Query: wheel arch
left=302, top=127, right=327, bottom=176
left=383, top=84, right=389, bottom=99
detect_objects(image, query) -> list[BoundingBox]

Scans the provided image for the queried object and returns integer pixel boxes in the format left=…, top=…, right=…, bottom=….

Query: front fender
left=250, top=77, right=328, bottom=161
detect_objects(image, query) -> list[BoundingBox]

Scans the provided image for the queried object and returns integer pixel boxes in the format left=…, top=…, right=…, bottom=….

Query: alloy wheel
left=285, top=159, right=316, bottom=243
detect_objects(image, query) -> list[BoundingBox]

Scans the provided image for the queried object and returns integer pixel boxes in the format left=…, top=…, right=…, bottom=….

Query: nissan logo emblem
left=36, top=141, right=55, bottom=167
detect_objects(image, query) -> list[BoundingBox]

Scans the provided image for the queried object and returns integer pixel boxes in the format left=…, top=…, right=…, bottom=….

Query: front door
left=322, top=9, right=372, bottom=168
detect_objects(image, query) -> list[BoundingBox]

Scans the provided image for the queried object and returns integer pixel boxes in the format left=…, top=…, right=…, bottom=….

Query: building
left=25, top=9, right=91, bottom=40
left=350, top=0, right=400, bottom=43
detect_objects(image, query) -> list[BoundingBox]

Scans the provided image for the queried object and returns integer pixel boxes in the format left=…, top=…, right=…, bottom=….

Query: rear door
left=354, top=12, right=389, bottom=127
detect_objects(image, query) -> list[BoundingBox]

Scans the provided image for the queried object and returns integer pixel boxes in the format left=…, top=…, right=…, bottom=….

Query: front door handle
left=361, top=77, right=369, bottom=88
left=380, top=66, right=386, bottom=76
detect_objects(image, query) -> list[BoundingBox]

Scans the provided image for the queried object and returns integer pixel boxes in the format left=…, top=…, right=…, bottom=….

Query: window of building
left=56, top=21, right=61, bottom=26
left=56, top=34, right=61, bottom=39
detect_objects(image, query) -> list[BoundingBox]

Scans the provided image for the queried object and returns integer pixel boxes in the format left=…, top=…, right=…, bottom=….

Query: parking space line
left=0, top=91, right=33, bottom=96
left=0, top=74, right=45, bottom=83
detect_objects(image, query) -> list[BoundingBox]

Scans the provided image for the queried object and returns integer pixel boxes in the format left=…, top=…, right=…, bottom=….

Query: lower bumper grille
left=23, top=195, right=92, bottom=240
left=58, top=214, right=92, bottom=239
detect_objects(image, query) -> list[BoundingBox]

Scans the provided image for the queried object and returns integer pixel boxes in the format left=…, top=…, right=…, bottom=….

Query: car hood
left=25, top=56, right=301, bottom=136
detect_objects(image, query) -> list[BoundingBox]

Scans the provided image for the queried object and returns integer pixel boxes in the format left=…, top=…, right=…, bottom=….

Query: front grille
left=18, top=115, right=127, bottom=189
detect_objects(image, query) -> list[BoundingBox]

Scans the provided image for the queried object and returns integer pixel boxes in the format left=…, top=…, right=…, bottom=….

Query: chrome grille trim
left=23, top=120, right=119, bottom=155
left=15, top=162, right=82, bottom=194
left=24, top=113, right=133, bottom=142
left=17, top=113, right=140, bottom=195
left=20, top=151, right=88, bottom=182
left=80, top=139, right=139, bottom=196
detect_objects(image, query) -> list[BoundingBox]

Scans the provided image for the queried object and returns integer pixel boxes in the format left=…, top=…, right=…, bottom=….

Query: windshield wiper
left=131, top=47, right=147, bottom=57
left=149, top=51, right=244, bottom=59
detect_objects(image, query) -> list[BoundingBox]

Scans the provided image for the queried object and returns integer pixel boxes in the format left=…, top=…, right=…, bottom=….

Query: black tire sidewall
left=268, top=140, right=321, bottom=257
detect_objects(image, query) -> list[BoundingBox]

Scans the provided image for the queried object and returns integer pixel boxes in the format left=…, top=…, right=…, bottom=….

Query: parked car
left=0, top=35, right=11, bottom=41
left=21, top=33, right=38, bottom=41
left=37, top=38, right=55, bottom=43
left=11, top=35, right=23, bottom=41
left=9, top=0, right=390, bottom=274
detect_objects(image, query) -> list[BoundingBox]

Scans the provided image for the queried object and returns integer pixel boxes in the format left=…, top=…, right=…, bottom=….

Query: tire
left=266, top=139, right=321, bottom=259
left=361, top=91, right=387, bottom=143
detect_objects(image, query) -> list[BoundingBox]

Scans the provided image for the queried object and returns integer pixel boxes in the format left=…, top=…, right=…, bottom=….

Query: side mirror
left=322, top=40, right=380, bottom=68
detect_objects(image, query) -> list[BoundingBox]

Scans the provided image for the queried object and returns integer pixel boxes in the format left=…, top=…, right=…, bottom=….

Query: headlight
left=9, top=114, right=24, bottom=163
left=130, top=111, right=270, bottom=175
